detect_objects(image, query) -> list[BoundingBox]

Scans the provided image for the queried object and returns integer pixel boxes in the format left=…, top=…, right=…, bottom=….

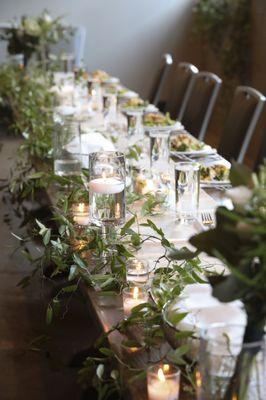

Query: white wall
left=0, top=0, right=196, bottom=99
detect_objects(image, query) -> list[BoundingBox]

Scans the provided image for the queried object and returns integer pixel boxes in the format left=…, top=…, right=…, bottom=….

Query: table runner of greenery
left=0, top=58, right=265, bottom=399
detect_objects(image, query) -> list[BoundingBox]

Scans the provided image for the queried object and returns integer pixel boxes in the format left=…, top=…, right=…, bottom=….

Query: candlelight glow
left=158, top=368, right=166, bottom=382
left=163, top=364, right=170, bottom=373
left=78, top=203, right=86, bottom=213
left=136, top=262, right=142, bottom=271
left=133, top=286, right=139, bottom=300
left=196, top=370, right=202, bottom=388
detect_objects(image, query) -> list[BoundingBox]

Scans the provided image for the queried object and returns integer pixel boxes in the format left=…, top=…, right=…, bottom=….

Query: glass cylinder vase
left=197, top=324, right=266, bottom=400
left=87, top=151, right=126, bottom=227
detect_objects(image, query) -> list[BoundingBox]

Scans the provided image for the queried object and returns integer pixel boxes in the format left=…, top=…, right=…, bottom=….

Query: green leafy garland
left=0, top=63, right=213, bottom=399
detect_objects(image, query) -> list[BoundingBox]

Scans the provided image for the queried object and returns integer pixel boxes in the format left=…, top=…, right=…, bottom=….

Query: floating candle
left=147, top=364, right=180, bottom=400
left=88, top=177, right=125, bottom=194
left=122, top=286, right=148, bottom=317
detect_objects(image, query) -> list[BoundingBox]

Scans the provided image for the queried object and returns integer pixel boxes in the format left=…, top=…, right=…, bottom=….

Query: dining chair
left=181, top=72, right=222, bottom=141
left=218, top=86, right=266, bottom=163
left=175, top=62, right=199, bottom=121
left=149, top=53, right=173, bottom=109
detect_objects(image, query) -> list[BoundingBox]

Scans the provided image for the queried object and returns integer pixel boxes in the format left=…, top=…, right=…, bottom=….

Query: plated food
left=121, top=97, right=148, bottom=110
left=143, top=112, right=176, bottom=127
left=91, top=69, right=109, bottom=82
left=200, top=161, right=230, bottom=182
left=171, top=132, right=205, bottom=152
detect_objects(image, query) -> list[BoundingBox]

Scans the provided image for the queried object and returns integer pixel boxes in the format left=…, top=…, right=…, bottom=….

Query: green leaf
left=61, top=284, right=77, bottom=293
left=99, top=347, right=114, bottom=357
left=168, top=246, right=198, bottom=260
left=96, top=363, right=104, bottom=379
left=43, top=228, right=51, bottom=245
left=120, top=216, right=136, bottom=236
left=167, top=311, right=188, bottom=326
left=68, top=265, right=77, bottom=281
left=46, top=304, right=53, bottom=325
left=110, top=369, right=119, bottom=380
left=230, top=162, right=254, bottom=188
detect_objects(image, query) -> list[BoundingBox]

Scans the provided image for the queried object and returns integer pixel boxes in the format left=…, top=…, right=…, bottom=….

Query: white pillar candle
left=122, top=286, right=148, bottom=317
left=147, top=365, right=180, bottom=400
left=88, top=177, right=125, bottom=194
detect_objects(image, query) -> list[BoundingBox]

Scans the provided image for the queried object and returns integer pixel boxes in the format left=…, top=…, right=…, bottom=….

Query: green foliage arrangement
left=194, top=0, right=251, bottom=83
left=170, top=162, right=266, bottom=399
left=0, top=10, right=73, bottom=67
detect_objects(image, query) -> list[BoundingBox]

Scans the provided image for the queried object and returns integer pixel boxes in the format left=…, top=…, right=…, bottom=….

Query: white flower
left=43, top=13, right=52, bottom=24
left=226, top=186, right=252, bottom=206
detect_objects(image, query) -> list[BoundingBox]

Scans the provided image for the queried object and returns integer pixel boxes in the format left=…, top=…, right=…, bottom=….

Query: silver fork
left=201, top=211, right=215, bottom=227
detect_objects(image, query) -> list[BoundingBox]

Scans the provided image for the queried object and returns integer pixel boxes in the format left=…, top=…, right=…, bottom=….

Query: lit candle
left=122, top=286, right=148, bottom=317
left=126, top=258, right=149, bottom=284
left=72, top=203, right=90, bottom=226
left=88, top=177, right=125, bottom=194
left=147, top=364, right=180, bottom=400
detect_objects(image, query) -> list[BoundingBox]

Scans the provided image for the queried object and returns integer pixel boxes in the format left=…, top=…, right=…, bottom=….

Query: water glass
left=149, top=130, right=170, bottom=174
left=175, top=162, right=200, bottom=222
left=87, top=151, right=126, bottom=227
left=126, top=258, right=149, bottom=285
left=87, top=78, right=103, bottom=112
left=53, top=120, right=81, bottom=176
left=125, top=110, right=144, bottom=145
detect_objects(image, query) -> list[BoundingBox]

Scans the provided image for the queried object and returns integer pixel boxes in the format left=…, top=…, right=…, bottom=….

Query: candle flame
left=78, top=203, right=85, bottom=213
left=195, top=370, right=202, bottom=388
left=158, top=368, right=166, bottom=382
left=133, top=286, right=139, bottom=300
left=136, top=262, right=142, bottom=271
left=163, top=364, right=170, bottom=373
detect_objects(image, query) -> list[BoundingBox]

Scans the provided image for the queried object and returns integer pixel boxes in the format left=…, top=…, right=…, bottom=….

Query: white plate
left=171, top=146, right=216, bottom=157
left=145, top=121, right=184, bottom=133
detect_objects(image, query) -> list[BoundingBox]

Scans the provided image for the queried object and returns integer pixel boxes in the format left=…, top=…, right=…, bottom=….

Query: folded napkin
left=80, top=131, right=115, bottom=155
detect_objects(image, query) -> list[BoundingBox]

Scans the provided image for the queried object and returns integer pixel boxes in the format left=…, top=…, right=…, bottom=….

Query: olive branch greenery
left=0, top=62, right=213, bottom=399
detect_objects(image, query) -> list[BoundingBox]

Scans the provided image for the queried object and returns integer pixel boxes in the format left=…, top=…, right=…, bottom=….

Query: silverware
left=201, top=211, right=215, bottom=226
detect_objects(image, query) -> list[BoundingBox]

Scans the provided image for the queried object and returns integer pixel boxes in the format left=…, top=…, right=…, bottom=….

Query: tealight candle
left=72, top=203, right=90, bottom=226
left=122, top=286, right=149, bottom=317
left=147, top=364, right=180, bottom=400
left=126, top=258, right=149, bottom=284
left=88, top=176, right=125, bottom=194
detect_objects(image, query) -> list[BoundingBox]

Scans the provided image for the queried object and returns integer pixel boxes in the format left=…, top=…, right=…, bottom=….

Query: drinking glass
left=149, top=130, right=170, bottom=174
left=175, top=162, right=200, bottom=222
left=87, top=78, right=103, bottom=112
left=87, top=151, right=126, bottom=227
left=125, top=110, right=144, bottom=145
left=197, top=324, right=266, bottom=400
left=53, top=120, right=81, bottom=176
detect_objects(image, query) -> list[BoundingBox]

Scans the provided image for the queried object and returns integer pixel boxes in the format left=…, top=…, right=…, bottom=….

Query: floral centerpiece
left=170, top=162, right=266, bottom=399
left=0, top=10, right=73, bottom=67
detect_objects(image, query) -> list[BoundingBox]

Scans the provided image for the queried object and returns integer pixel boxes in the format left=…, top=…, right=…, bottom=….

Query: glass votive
left=175, top=161, right=200, bottom=223
left=147, top=363, right=180, bottom=400
left=126, top=258, right=149, bottom=285
left=122, top=286, right=149, bottom=317
left=72, top=203, right=90, bottom=226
